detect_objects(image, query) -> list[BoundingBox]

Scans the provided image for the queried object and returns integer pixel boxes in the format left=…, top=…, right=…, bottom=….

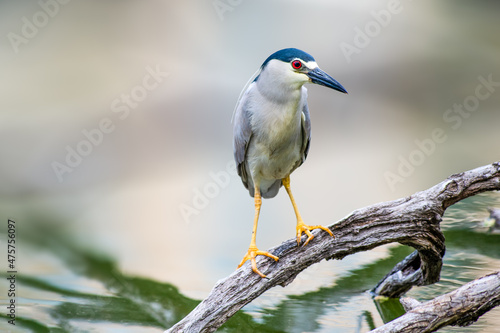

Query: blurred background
left=1, top=0, right=500, bottom=332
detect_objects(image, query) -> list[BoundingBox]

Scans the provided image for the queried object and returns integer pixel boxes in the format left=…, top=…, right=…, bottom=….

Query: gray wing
left=232, top=87, right=253, bottom=191
left=300, top=101, right=312, bottom=164
left=288, top=101, right=311, bottom=177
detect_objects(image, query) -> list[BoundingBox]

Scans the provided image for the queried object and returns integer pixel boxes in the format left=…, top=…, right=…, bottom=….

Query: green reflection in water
left=2, top=194, right=500, bottom=332
left=0, top=219, right=281, bottom=332
left=373, top=297, right=405, bottom=324
left=256, top=245, right=414, bottom=332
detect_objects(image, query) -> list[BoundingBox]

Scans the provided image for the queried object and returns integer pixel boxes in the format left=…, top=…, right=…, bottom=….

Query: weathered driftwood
left=371, top=271, right=500, bottom=332
left=166, top=162, right=500, bottom=333
left=371, top=249, right=429, bottom=298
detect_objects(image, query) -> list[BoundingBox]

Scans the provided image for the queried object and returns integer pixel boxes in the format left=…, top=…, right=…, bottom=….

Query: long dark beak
left=307, top=67, right=348, bottom=94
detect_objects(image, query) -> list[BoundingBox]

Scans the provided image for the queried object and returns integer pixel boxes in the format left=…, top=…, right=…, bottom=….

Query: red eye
left=291, top=60, right=302, bottom=69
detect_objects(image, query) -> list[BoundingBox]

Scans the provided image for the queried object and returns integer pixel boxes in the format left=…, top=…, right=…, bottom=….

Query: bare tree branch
left=165, top=162, right=500, bottom=333
left=370, top=271, right=500, bottom=332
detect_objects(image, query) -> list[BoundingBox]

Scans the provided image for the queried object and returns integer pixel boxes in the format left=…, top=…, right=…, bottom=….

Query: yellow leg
left=238, top=186, right=279, bottom=278
left=282, top=175, right=334, bottom=246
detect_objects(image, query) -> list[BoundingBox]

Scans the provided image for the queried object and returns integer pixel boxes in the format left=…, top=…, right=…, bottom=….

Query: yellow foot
left=296, top=220, right=334, bottom=246
left=238, top=246, right=279, bottom=278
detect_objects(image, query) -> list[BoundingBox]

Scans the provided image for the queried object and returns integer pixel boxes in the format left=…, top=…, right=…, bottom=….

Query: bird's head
left=257, top=48, right=348, bottom=94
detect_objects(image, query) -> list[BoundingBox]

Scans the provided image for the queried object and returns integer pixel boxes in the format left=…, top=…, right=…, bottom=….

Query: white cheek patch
left=304, top=61, right=318, bottom=70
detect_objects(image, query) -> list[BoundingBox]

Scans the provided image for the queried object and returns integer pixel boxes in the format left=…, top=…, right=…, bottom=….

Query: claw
left=296, top=220, right=334, bottom=246
left=238, top=246, right=279, bottom=278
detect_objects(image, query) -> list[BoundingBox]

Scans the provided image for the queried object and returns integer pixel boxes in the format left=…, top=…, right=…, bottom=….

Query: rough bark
left=370, top=271, right=500, bottom=332
left=165, top=162, right=500, bottom=333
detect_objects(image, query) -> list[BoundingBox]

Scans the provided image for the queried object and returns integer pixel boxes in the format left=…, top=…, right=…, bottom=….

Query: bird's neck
left=251, top=82, right=306, bottom=143
left=256, top=70, right=304, bottom=104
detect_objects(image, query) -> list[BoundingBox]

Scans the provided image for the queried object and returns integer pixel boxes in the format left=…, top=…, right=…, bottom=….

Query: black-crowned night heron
left=232, top=48, right=348, bottom=277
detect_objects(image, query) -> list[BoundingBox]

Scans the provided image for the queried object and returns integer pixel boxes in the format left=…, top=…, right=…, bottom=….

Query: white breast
left=246, top=84, right=307, bottom=181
